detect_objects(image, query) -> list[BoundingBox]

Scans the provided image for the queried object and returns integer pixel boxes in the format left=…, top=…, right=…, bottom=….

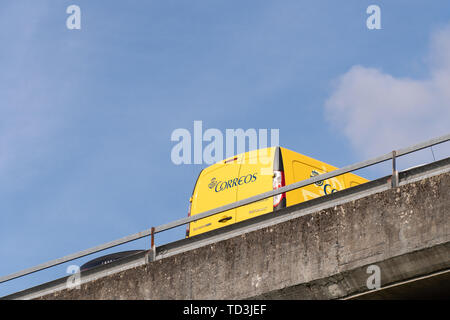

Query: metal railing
left=1, top=133, right=449, bottom=284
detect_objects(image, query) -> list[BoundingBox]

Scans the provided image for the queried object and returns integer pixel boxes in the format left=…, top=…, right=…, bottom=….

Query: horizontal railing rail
left=1, top=133, right=449, bottom=284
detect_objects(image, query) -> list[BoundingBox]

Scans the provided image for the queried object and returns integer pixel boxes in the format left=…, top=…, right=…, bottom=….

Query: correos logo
left=310, top=170, right=338, bottom=194
left=310, top=170, right=324, bottom=186
left=208, top=173, right=257, bottom=192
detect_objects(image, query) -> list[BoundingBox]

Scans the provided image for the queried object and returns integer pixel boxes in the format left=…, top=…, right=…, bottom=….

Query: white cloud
left=325, top=26, right=450, bottom=160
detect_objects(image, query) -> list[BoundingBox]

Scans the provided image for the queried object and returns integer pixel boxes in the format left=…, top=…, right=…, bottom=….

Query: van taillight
left=273, top=170, right=285, bottom=207
left=186, top=201, right=192, bottom=238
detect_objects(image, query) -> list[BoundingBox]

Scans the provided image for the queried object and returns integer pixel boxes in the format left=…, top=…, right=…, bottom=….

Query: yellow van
left=186, top=147, right=368, bottom=237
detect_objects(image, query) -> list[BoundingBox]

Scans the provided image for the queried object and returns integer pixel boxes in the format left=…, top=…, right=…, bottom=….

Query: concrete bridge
left=4, top=158, right=450, bottom=300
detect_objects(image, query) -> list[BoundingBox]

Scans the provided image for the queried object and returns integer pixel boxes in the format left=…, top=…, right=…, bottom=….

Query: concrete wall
left=39, top=171, right=450, bottom=300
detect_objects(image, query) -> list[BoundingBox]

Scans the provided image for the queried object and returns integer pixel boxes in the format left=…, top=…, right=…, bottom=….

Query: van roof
left=201, top=146, right=278, bottom=175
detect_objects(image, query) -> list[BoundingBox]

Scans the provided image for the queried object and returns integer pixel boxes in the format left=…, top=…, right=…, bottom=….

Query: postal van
left=186, top=147, right=368, bottom=237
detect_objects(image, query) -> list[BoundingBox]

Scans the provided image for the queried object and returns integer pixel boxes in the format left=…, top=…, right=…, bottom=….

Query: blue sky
left=1, top=1, right=450, bottom=296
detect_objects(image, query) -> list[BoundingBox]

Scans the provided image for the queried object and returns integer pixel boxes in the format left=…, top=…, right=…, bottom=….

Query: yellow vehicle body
left=186, top=147, right=368, bottom=237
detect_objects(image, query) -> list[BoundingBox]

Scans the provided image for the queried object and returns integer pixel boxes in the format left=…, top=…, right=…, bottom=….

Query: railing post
left=147, top=227, right=156, bottom=263
left=391, top=150, right=399, bottom=188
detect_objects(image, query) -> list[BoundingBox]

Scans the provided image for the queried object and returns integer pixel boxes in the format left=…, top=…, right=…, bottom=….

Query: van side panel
left=280, top=148, right=368, bottom=206
left=281, top=148, right=340, bottom=206
left=344, top=172, right=370, bottom=189
left=235, top=148, right=275, bottom=223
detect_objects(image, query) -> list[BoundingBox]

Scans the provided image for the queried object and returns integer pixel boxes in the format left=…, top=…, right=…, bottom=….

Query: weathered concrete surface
left=348, top=267, right=450, bottom=299
left=40, top=171, right=450, bottom=300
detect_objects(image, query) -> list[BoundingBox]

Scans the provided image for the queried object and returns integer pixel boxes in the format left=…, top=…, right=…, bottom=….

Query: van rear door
left=235, top=148, right=275, bottom=223
left=189, top=156, right=241, bottom=236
